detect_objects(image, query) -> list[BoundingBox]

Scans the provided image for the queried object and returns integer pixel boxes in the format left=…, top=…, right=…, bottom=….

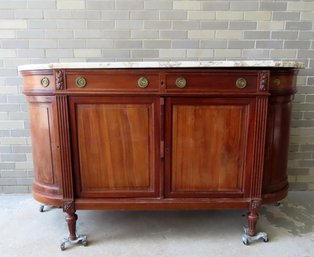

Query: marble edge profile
left=18, top=60, right=304, bottom=71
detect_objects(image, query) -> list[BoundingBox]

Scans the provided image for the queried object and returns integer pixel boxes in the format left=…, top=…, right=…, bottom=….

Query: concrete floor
left=0, top=192, right=313, bottom=257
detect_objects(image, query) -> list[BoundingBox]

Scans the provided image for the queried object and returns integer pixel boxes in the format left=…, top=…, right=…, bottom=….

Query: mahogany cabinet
left=19, top=61, right=301, bottom=249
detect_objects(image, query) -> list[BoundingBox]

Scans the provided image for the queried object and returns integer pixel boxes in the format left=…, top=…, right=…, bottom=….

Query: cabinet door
left=165, top=98, right=255, bottom=198
left=69, top=97, right=161, bottom=198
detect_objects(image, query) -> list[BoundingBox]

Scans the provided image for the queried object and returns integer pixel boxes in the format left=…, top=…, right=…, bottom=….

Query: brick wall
left=0, top=0, right=313, bottom=193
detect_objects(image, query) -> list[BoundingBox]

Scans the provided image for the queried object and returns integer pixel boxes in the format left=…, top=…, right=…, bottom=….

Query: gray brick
left=86, top=40, right=113, bottom=48
left=102, top=49, right=130, bottom=58
left=0, top=104, right=19, bottom=112
left=307, top=95, right=314, bottom=102
left=0, top=163, right=15, bottom=170
left=160, top=31, right=187, bottom=39
left=130, top=11, right=159, bottom=20
left=16, top=30, right=44, bottom=39
left=29, top=39, right=57, bottom=49
left=301, top=145, right=314, bottom=151
left=0, top=178, right=17, bottom=186
left=289, top=152, right=312, bottom=160
left=28, top=20, right=57, bottom=29
left=229, top=21, right=257, bottom=30
left=172, top=40, right=199, bottom=49
left=160, top=11, right=187, bottom=20
left=0, top=146, right=12, bottom=153
left=1, top=170, right=28, bottom=179
left=43, top=10, right=72, bottom=19
left=244, top=31, right=270, bottom=39
left=115, top=40, right=142, bottom=49
left=307, top=78, right=314, bottom=85
left=202, top=1, right=230, bottom=11
left=14, top=9, right=43, bottom=19
left=0, top=10, right=14, bottom=18
left=271, top=31, right=298, bottom=40
left=285, top=41, right=311, bottom=49
left=17, top=178, right=33, bottom=185
left=12, top=146, right=32, bottom=153
left=10, top=130, right=30, bottom=137
left=173, top=21, right=200, bottom=30
left=116, top=20, right=143, bottom=29
left=9, top=112, right=29, bottom=120
left=200, top=40, right=227, bottom=49
left=288, top=168, right=309, bottom=176
left=132, top=30, right=158, bottom=39
left=230, top=1, right=258, bottom=11
left=228, top=41, right=255, bottom=49
left=286, top=22, right=313, bottom=30
left=289, top=182, right=308, bottom=191
left=256, top=40, right=283, bottom=49
left=75, top=30, right=105, bottom=39
left=298, top=50, right=314, bottom=58
left=2, top=186, right=29, bottom=193
left=131, top=49, right=159, bottom=58
left=101, top=10, right=129, bottom=20
left=86, top=0, right=114, bottom=9
left=299, top=160, right=314, bottom=168
left=45, top=30, right=73, bottom=39
left=144, top=0, right=172, bottom=10
left=260, top=2, right=287, bottom=11
left=59, top=39, right=86, bottom=49
left=86, top=21, right=114, bottom=29
left=273, top=12, right=300, bottom=21
left=144, top=21, right=171, bottom=30
left=1, top=154, right=27, bottom=162
left=115, top=0, right=143, bottom=10
left=200, top=21, right=228, bottom=30
left=0, top=131, right=10, bottom=137
left=1, top=40, right=29, bottom=49
left=0, top=1, right=26, bottom=8
left=243, top=49, right=270, bottom=59
left=101, top=30, right=130, bottom=39
left=58, top=20, right=87, bottom=29
left=143, top=40, right=171, bottom=49
left=46, top=49, right=74, bottom=58
left=72, top=10, right=101, bottom=19
left=27, top=0, right=55, bottom=9
left=304, top=112, right=314, bottom=119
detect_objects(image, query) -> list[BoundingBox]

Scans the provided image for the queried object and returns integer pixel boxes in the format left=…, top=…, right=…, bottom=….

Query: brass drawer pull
left=176, top=77, right=187, bottom=88
left=236, top=78, right=247, bottom=89
left=138, top=76, right=149, bottom=88
left=40, top=77, right=50, bottom=88
left=273, top=78, right=281, bottom=87
left=76, top=76, right=87, bottom=88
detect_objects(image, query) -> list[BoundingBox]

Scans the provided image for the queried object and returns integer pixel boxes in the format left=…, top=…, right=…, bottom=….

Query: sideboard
left=18, top=61, right=303, bottom=249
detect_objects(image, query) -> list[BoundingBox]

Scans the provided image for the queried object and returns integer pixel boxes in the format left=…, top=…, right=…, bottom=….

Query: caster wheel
left=39, top=205, right=44, bottom=212
left=60, top=243, right=66, bottom=251
left=82, top=240, right=88, bottom=247
left=263, top=237, right=269, bottom=242
left=243, top=239, right=249, bottom=245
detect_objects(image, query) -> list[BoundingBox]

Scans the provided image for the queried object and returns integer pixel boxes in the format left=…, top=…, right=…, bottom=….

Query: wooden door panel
left=166, top=98, right=251, bottom=197
left=70, top=97, right=160, bottom=198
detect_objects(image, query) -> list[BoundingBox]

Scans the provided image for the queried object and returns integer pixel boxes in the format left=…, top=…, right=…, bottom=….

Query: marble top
left=18, top=60, right=304, bottom=71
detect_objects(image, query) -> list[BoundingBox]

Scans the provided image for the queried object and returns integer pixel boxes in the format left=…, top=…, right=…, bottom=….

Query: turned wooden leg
left=65, top=211, right=78, bottom=241
left=242, top=199, right=268, bottom=245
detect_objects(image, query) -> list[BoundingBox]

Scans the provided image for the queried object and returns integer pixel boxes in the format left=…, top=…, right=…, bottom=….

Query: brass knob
left=138, top=77, right=149, bottom=88
left=40, top=77, right=50, bottom=88
left=75, top=76, right=87, bottom=88
left=236, top=78, right=247, bottom=89
left=176, top=77, right=187, bottom=88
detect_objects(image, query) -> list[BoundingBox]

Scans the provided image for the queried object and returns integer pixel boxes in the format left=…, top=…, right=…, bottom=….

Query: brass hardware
left=175, top=77, right=187, bottom=88
left=273, top=78, right=281, bottom=87
left=75, top=77, right=87, bottom=88
left=40, top=77, right=50, bottom=88
left=236, top=78, right=247, bottom=89
left=137, top=76, right=149, bottom=88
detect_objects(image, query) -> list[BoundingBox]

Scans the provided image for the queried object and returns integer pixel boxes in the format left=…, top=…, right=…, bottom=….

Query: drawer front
left=66, top=71, right=160, bottom=92
left=165, top=71, right=258, bottom=93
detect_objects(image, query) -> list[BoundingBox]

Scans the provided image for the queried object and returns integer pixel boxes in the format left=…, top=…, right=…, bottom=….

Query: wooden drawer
left=65, top=70, right=160, bottom=92
left=165, top=71, right=259, bottom=93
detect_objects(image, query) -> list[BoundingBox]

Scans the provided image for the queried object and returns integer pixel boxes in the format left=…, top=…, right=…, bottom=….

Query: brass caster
left=60, top=235, right=88, bottom=251
left=242, top=226, right=268, bottom=245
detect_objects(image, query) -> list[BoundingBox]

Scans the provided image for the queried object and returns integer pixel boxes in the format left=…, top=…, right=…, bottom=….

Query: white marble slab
left=18, top=60, right=304, bottom=71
